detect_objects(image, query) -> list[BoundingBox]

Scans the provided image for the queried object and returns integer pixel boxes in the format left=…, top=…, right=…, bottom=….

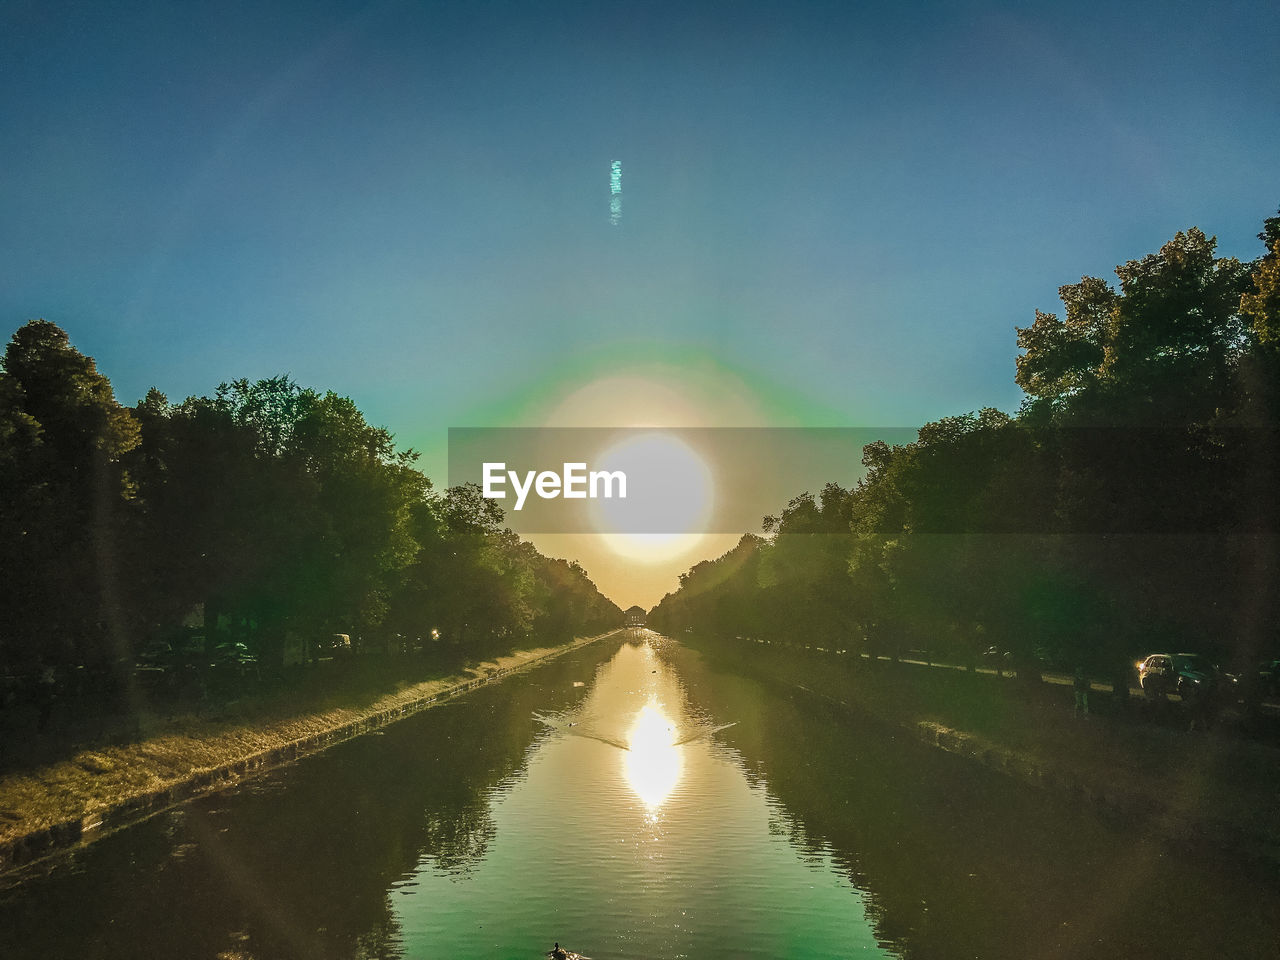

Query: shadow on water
left=664, top=638, right=1280, bottom=960
left=2, top=631, right=1277, bottom=960
left=0, top=641, right=624, bottom=960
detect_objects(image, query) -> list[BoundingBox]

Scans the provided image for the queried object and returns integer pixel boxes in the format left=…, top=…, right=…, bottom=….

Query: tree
left=655, top=210, right=1280, bottom=691
left=1239, top=212, right=1280, bottom=347
left=0, top=321, right=140, bottom=678
left=1016, top=229, right=1252, bottom=424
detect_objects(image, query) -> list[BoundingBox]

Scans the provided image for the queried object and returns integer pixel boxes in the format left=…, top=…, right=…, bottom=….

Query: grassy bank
left=686, top=633, right=1280, bottom=867
left=0, top=631, right=619, bottom=875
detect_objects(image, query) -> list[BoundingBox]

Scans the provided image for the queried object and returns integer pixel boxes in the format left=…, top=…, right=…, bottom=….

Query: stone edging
left=779, top=671, right=1279, bottom=871
left=910, top=719, right=1280, bottom=870
left=795, top=671, right=1279, bottom=871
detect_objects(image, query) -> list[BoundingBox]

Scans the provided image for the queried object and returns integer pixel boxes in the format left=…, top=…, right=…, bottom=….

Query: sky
left=2, top=0, right=1277, bottom=607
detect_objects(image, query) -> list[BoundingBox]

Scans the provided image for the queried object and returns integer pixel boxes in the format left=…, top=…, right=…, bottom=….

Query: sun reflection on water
left=624, top=700, right=682, bottom=811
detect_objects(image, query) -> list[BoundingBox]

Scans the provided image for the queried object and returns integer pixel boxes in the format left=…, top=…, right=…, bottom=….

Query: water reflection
left=392, top=637, right=880, bottom=959
left=623, top=699, right=682, bottom=810
left=668, top=636, right=1280, bottom=960
left=3, top=633, right=1276, bottom=960
left=0, top=642, right=622, bottom=960
left=530, top=640, right=733, bottom=817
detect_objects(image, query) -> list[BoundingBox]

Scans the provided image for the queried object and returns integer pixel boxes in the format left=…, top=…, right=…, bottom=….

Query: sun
left=590, top=432, right=713, bottom=562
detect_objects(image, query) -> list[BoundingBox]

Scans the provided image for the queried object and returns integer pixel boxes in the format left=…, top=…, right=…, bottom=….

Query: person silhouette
left=1073, top=665, right=1090, bottom=718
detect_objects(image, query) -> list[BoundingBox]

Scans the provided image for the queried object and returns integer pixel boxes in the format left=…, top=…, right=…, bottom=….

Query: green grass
left=0, top=636, right=605, bottom=850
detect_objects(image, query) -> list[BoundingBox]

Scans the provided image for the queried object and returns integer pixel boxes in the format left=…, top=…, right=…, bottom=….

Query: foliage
left=652, top=210, right=1280, bottom=680
left=0, top=325, right=620, bottom=690
left=0, top=321, right=140, bottom=674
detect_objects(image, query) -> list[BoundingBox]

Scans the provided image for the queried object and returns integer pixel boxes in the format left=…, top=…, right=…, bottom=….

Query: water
left=1, top=631, right=1276, bottom=959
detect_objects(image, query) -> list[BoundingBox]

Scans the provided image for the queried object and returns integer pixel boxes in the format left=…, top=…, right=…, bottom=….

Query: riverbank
left=0, top=630, right=621, bottom=876
left=684, top=633, right=1280, bottom=870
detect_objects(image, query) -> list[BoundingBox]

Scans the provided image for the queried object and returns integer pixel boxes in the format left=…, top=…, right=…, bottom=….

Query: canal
left=1, top=630, right=1276, bottom=958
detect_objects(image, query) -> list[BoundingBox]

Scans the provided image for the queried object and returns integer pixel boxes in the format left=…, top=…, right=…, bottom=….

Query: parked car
left=133, top=634, right=209, bottom=697
left=135, top=634, right=206, bottom=675
left=316, top=633, right=352, bottom=661
left=1136, top=653, right=1231, bottom=703
left=211, top=641, right=258, bottom=677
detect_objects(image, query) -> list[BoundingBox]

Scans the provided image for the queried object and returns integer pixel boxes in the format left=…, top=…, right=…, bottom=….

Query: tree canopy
left=651, top=210, right=1280, bottom=680
left=0, top=326, right=620, bottom=687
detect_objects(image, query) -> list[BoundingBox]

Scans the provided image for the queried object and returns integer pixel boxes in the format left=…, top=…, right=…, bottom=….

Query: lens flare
left=609, top=159, right=622, bottom=225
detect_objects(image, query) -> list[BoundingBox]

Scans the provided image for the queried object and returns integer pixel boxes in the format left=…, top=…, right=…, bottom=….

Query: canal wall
left=0, top=629, right=622, bottom=879
left=697, top=638, right=1280, bottom=873
left=910, top=719, right=1280, bottom=870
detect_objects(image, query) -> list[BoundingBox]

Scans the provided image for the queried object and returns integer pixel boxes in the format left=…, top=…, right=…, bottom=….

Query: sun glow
left=624, top=700, right=682, bottom=810
left=591, top=432, right=713, bottom=562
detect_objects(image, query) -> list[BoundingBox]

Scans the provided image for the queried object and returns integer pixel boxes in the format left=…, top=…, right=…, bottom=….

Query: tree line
left=0, top=322, right=621, bottom=695
left=650, top=212, right=1280, bottom=693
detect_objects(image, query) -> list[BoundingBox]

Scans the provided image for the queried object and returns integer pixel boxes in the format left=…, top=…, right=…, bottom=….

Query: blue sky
left=3, top=0, right=1277, bottom=463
